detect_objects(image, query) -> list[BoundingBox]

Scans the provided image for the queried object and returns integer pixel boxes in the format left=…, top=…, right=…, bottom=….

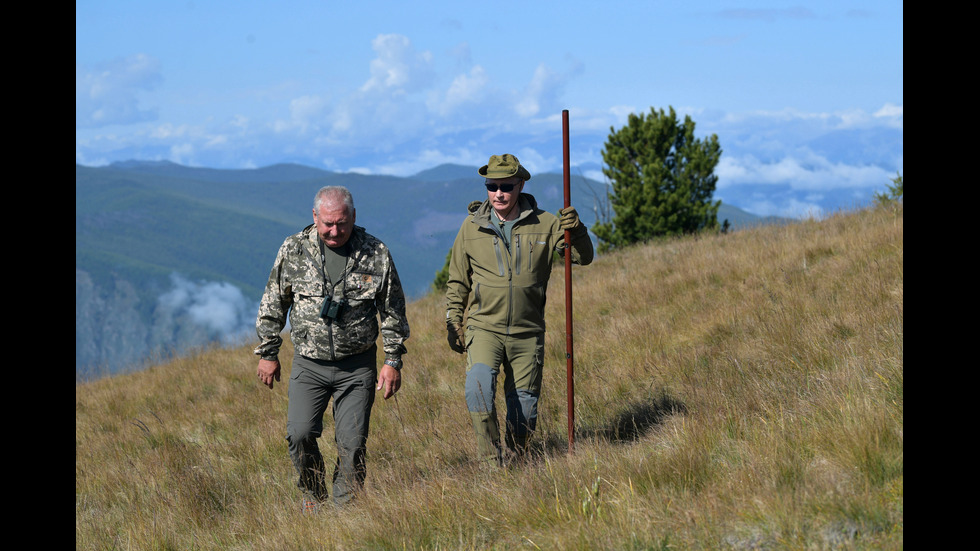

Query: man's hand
left=447, top=321, right=466, bottom=354
left=376, top=364, right=402, bottom=400
left=257, top=359, right=281, bottom=389
left=558, top=206, right=581, bottom=231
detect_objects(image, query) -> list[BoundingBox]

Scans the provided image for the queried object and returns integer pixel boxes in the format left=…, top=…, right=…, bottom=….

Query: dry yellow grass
left=76, top=204, right=902, bottom=550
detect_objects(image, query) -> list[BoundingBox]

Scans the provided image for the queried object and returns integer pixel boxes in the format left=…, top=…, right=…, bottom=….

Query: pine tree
left=432, top=249, right=451, bottom=292
left=593, top=106, right=722, bottom=252
left=874, top=171, right=903, bottom=206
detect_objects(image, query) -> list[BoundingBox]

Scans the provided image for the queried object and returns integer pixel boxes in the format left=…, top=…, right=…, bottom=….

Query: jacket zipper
left=493, top=236, right=505, bottom=277
left=514, top=236, right=521, bottom=275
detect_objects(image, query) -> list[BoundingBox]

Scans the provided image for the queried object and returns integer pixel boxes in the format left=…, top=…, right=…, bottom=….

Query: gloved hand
left=558, top=206, right=581, bottom=231
left=447, top=321, right=466, bottom=354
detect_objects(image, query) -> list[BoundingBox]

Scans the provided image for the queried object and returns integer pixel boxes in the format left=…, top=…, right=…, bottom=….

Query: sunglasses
left=485, top=183, right=518, bottom=193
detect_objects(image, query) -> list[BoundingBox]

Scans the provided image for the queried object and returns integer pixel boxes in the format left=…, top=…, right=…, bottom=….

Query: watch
left=384, top=358, right=402, bottom=371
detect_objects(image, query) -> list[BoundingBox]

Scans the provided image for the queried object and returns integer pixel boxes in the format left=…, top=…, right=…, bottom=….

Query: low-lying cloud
left=157, top=273, right=258, bottom=345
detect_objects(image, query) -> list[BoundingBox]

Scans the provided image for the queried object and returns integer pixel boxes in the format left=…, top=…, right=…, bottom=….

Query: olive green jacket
left=446, top=193, right=593, bottom=336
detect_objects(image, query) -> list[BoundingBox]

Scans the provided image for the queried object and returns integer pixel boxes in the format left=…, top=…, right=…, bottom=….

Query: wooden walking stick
left=562, top=109, right=575, bottom=454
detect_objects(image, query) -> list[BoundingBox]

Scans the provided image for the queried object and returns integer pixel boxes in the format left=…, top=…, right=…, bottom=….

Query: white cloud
left=715, top=104, right=903, bottom=134
left=205, top=135, right=228, bottom=148
left=150, top=123, right=190, bottom=139
left=306, top=34, right=440, bottom=150
left=157, top=273, right=258, bottom=344
left=434, top=65, right=490, bottom=115
left=717, top=151, right=890, bottom=191
left=76, top=54, right=163, bottom=128
left=875, top=103, right=902, bottom=118
left=513, top=147, right=553, bottom=177
left=583, top=169, right=605, bottom=183
left=515, top=63, right=568, bottom=118
left=360, top=34, right=434, bottom=94
left=873, top=103, right=903, bottom=128
left=741, top=196, right=825, bottom=220
left=371, top=147, right=487, bottom=177
left=77, top=34, right=594, bottom=172
left=169, top=143, right=195, bottom=165
left=288, top=95, right=328, bottom=131
left=331, top=107, right=354, bottom=134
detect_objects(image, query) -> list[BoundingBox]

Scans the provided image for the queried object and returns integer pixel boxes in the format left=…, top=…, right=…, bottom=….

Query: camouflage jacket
left=446, top=193, right=593, bottom=336
left=254, top=224, right=409, bottom=363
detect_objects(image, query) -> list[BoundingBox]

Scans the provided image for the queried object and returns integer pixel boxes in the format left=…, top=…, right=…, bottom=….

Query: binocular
left=319, top=295, right=346, bottom=321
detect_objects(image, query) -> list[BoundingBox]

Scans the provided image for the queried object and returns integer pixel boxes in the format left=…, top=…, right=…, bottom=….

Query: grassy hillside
left=75, top=204, right=903, bottom=549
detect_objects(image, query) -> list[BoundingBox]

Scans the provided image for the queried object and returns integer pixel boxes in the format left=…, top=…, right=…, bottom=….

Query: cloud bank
left=76, top=33, right=902, bottom=219
left=157, top=273, right=258, bottom=346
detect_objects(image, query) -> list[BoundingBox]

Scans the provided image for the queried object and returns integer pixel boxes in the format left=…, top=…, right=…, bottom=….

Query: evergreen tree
left=593, top=106, right=722, bottom=252
left=432, top=249, right=451, bottom=292
left=874, top=171, right=903, bottom=206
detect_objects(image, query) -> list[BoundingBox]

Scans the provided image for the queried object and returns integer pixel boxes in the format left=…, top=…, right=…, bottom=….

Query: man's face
left=313, top=199, right=355, bottom=248
left=485, top=177, right=524, bottom=218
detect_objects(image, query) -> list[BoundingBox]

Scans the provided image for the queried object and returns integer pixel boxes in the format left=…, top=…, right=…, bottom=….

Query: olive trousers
left=464, top=327, right=544, bottom=465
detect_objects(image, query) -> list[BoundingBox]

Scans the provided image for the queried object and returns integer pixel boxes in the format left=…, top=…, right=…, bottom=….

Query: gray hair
left=314, top=186, right=355, bottom=213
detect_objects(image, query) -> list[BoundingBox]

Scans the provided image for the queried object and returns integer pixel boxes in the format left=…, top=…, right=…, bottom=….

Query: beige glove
left=558, top=206, right=581, bottom=231
left=447, top=321, right=466, bottom=354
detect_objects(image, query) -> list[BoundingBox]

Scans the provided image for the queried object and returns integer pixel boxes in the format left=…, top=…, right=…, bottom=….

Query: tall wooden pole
left=562, top=109, right=575, bottom=454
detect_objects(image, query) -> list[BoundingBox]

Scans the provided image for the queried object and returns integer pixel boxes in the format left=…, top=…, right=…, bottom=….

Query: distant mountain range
left=76, top=160, right=787, bottom=377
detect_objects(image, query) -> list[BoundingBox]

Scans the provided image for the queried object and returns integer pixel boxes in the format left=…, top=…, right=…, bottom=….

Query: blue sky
left=76, top=1, right=903, bottom=218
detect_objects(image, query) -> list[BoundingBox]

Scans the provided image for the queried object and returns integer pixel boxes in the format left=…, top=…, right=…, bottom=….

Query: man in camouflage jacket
left=255, top=185, right=409, bottom=508
left=445, top=154, right=593, bottom=466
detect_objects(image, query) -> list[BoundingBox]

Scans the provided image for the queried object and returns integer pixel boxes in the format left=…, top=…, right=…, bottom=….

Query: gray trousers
left=287, top=348, right=376, bottom=505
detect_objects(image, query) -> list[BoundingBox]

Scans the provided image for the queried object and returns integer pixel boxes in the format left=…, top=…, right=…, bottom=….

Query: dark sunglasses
left=485, top=183, right=517, bottom=193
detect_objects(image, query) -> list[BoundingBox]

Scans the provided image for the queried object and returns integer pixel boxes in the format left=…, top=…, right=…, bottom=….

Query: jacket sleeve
left=254, top=241, right=293, bottom=361
left=557, top=222, right=595, bottom=266
left=376, top=249, right=410, bottom=360
left=444, top=223, right=471, bottom=326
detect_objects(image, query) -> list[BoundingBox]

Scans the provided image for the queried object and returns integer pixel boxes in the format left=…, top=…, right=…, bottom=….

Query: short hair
left=314, top=186, right=355, bottom=213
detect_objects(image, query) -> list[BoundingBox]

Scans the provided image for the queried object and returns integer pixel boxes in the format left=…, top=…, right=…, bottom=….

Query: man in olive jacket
left=445, top=154, right=593, bottom=466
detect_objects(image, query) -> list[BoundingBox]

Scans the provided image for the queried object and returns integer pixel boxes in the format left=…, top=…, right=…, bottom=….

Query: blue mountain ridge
left=76, top=161, right=781, bottom=377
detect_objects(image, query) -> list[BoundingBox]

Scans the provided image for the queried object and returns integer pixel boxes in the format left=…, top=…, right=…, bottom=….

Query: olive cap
left=478, top=154, right=531, bottom=181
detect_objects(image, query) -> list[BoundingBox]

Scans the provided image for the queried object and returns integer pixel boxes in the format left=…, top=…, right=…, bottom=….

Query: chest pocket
left=345, top=270, right=382, bottom=301
left=520, top=231, right=553, bottom=276
left=286, top=246, right=325, bottom=299
left=292, top=272, right=324, bottom=296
